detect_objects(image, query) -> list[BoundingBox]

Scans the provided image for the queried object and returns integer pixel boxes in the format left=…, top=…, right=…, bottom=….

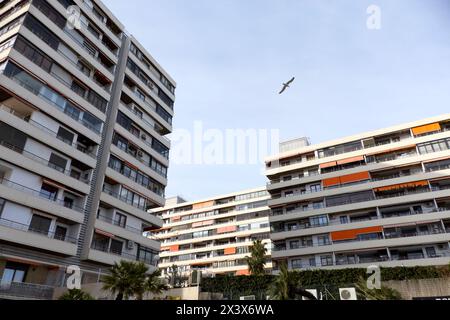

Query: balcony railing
left=0, top=216, right=77, bottom=243
left=2, top=68, right=102, bottom=134
left=91, top=240, right=157, bottom=266
left=0, top=177, right=85, bottom=212
left=96, top=214, right=144, bottom=236
left=0, top=282, right=54, bottom=300
left=102, top=185, right=159, bottom=213
left=0, top=105, right=97, bottom=159
left=0, top=140, right=90, bottom=184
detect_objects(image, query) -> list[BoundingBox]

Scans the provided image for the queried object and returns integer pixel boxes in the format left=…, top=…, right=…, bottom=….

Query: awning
left=331, top=226, right=383, bottom=241
left=224, top=247, right=237, bottom=255
left=320, top=161, right=337, bottom=169
left=374, top=180, right=428, bottom=192
left=42, top=179, right=84, bottom=198
left=95, top=229, right=115, bottom=238
left=323, top=171, right=370, bottom=188
left=193, top=201, right=214, bottom=210
left=337, top=156, right=365, bottom=165
left=169, top=245, right=179, bottom=252
left=412, top=123, right=441, bottom=136
left=236, top=269, right=250, bottom=276
left=217, top=225, right=237, bottom=234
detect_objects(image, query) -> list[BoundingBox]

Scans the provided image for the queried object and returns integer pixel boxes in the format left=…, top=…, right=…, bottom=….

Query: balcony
left=0, top=140, right=90, bottom=185
left=0, top=282, right=54, bottom=300
left=0, top=217, right=77, bottom=244
left=0, top=104, right=97, bottom=159
left=0, top=177, right=84, bottom=213
left=1, top=64, right=103, bottom=134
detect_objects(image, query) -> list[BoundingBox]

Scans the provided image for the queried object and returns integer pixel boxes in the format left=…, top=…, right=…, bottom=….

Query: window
left=310, top=184, right=321, bottom=193
left=23, top=15, right=60, bottom=50
left=311, top=215, right=328, bottom=226
left=14, top=36, right=53, bottom=72
left=317, top=235, right=330, bottom=246
left=0, top=121, right=27, bottom=150
left=158, top=90, right=174, bottom=109
left=340, top=216, right=349, bottom=224
left=54, top=225, right=67, bottom=241
left=1, top=262, right=28, bottom=285
left=71, top=80, right=87, bottom=97
left=29, top=214, right=52, bottom=235
left=108, top=155, right=122, bottom=172
left=291, top=259, right=302, bottom=269
left=137, top=245, right=157, bottom=265
left=320, top=255, right=333, bottom=266
left=57, top=127, right=75, bottom=145
left=40, top=183, right=58, bottom=201
left=87, top=91, right=107, bottom=113
left=418, top=138, right=450, bottom=155
left=110, top=239, right=123, bottom=255
left=114, top=212, right=127, bottom=228
left=49, top=153, right=67, bottom=172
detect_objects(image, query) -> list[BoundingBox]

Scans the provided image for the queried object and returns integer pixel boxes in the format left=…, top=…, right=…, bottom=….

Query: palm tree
left=246, top=240, right=267, bottom=276
left=102, top=260, right=147, bottom=300
left=135, top=269, right=169, bottom=300
left=270, top=262, right=317, bottom=300
left=58, top=288, right=94, bottom=300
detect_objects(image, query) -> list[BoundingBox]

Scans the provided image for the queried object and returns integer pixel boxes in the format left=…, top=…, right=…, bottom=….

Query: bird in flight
left=279, top=77, right=295, bottom=94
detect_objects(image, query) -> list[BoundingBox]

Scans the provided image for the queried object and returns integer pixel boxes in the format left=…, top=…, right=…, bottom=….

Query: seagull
left=279, top=77, right=295, bottom=94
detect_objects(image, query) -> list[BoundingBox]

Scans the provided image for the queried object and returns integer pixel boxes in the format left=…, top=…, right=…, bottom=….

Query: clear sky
left=103, top=0, right=450, bottom=201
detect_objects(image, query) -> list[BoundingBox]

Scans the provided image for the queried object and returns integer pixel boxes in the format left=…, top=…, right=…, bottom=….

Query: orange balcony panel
left=412, top=123, right=441, bottom=136
left=323, top=177, right=341, bottom=188
left=374, top=180, right=428, bottom=192
left=320, top=161, right=337, bottom=169
left=236, top=269, right=250, bottom=276
left=193, top=201, right=214, bottom=210
left=224, top=247, right=236, bottom=255
left=337, top=156, right=365, bottom=165
left=331, top=226, right=383, bottom=241
left=217, top=225, right=237, bottom=234
left=340, top=171, right=370, bottom=184
left=169, top=245, right=179, bottom=252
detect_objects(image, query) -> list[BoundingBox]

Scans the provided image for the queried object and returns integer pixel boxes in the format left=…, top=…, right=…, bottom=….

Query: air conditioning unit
left=127, top=240, right=135, bottom=250
left=339, top=288, right=357, bottom=300
left=137, top=150, right=143, bottom=157
left=240, top=295, right=256, bottom=300
left=141, top=134, right=147, bottom=141
left=302, top=289, right=318, bottom=300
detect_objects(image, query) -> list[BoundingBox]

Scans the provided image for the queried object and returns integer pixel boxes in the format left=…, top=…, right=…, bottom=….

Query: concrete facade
left=0, top=0, right=175, bottom=299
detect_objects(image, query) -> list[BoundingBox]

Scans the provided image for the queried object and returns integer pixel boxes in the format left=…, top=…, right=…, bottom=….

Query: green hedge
left=200, top=265, right=449, bottom=298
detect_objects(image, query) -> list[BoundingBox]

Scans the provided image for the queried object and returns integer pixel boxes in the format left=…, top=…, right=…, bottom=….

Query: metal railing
left=2, top=69, right=102, bottom=134
left=0, top=104, right=97, bottom=159
left=0, top=282, right=54, bottom=300
left=0, top=216, right=77, bottom=243
left=0, top=177, right=85, bottom=212
left=0, top=139, right=90, bottom=184
left=96, top=214, right=144, bottom=236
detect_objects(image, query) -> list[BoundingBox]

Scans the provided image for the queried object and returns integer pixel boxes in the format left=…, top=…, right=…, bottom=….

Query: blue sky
left=104, top=0, right=450, bottom=201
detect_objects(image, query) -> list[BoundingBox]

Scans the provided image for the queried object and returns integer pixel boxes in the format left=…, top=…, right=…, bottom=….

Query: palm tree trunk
left=116, top=292, right=124, bottom=300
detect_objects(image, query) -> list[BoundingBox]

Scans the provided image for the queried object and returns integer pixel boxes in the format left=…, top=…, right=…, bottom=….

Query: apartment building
left=0, top=0, right=175, bottom=299
left=150, top=188, right=272, bottom=283
left=265, top=115, right=450, bottom=272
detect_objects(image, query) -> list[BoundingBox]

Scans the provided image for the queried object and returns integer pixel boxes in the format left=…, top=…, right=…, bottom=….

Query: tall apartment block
left=265, top=115, right=450, bottom=271
left=0, top=0, right=175, bottom=299
left=150, top=188, right=272, bottom=282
